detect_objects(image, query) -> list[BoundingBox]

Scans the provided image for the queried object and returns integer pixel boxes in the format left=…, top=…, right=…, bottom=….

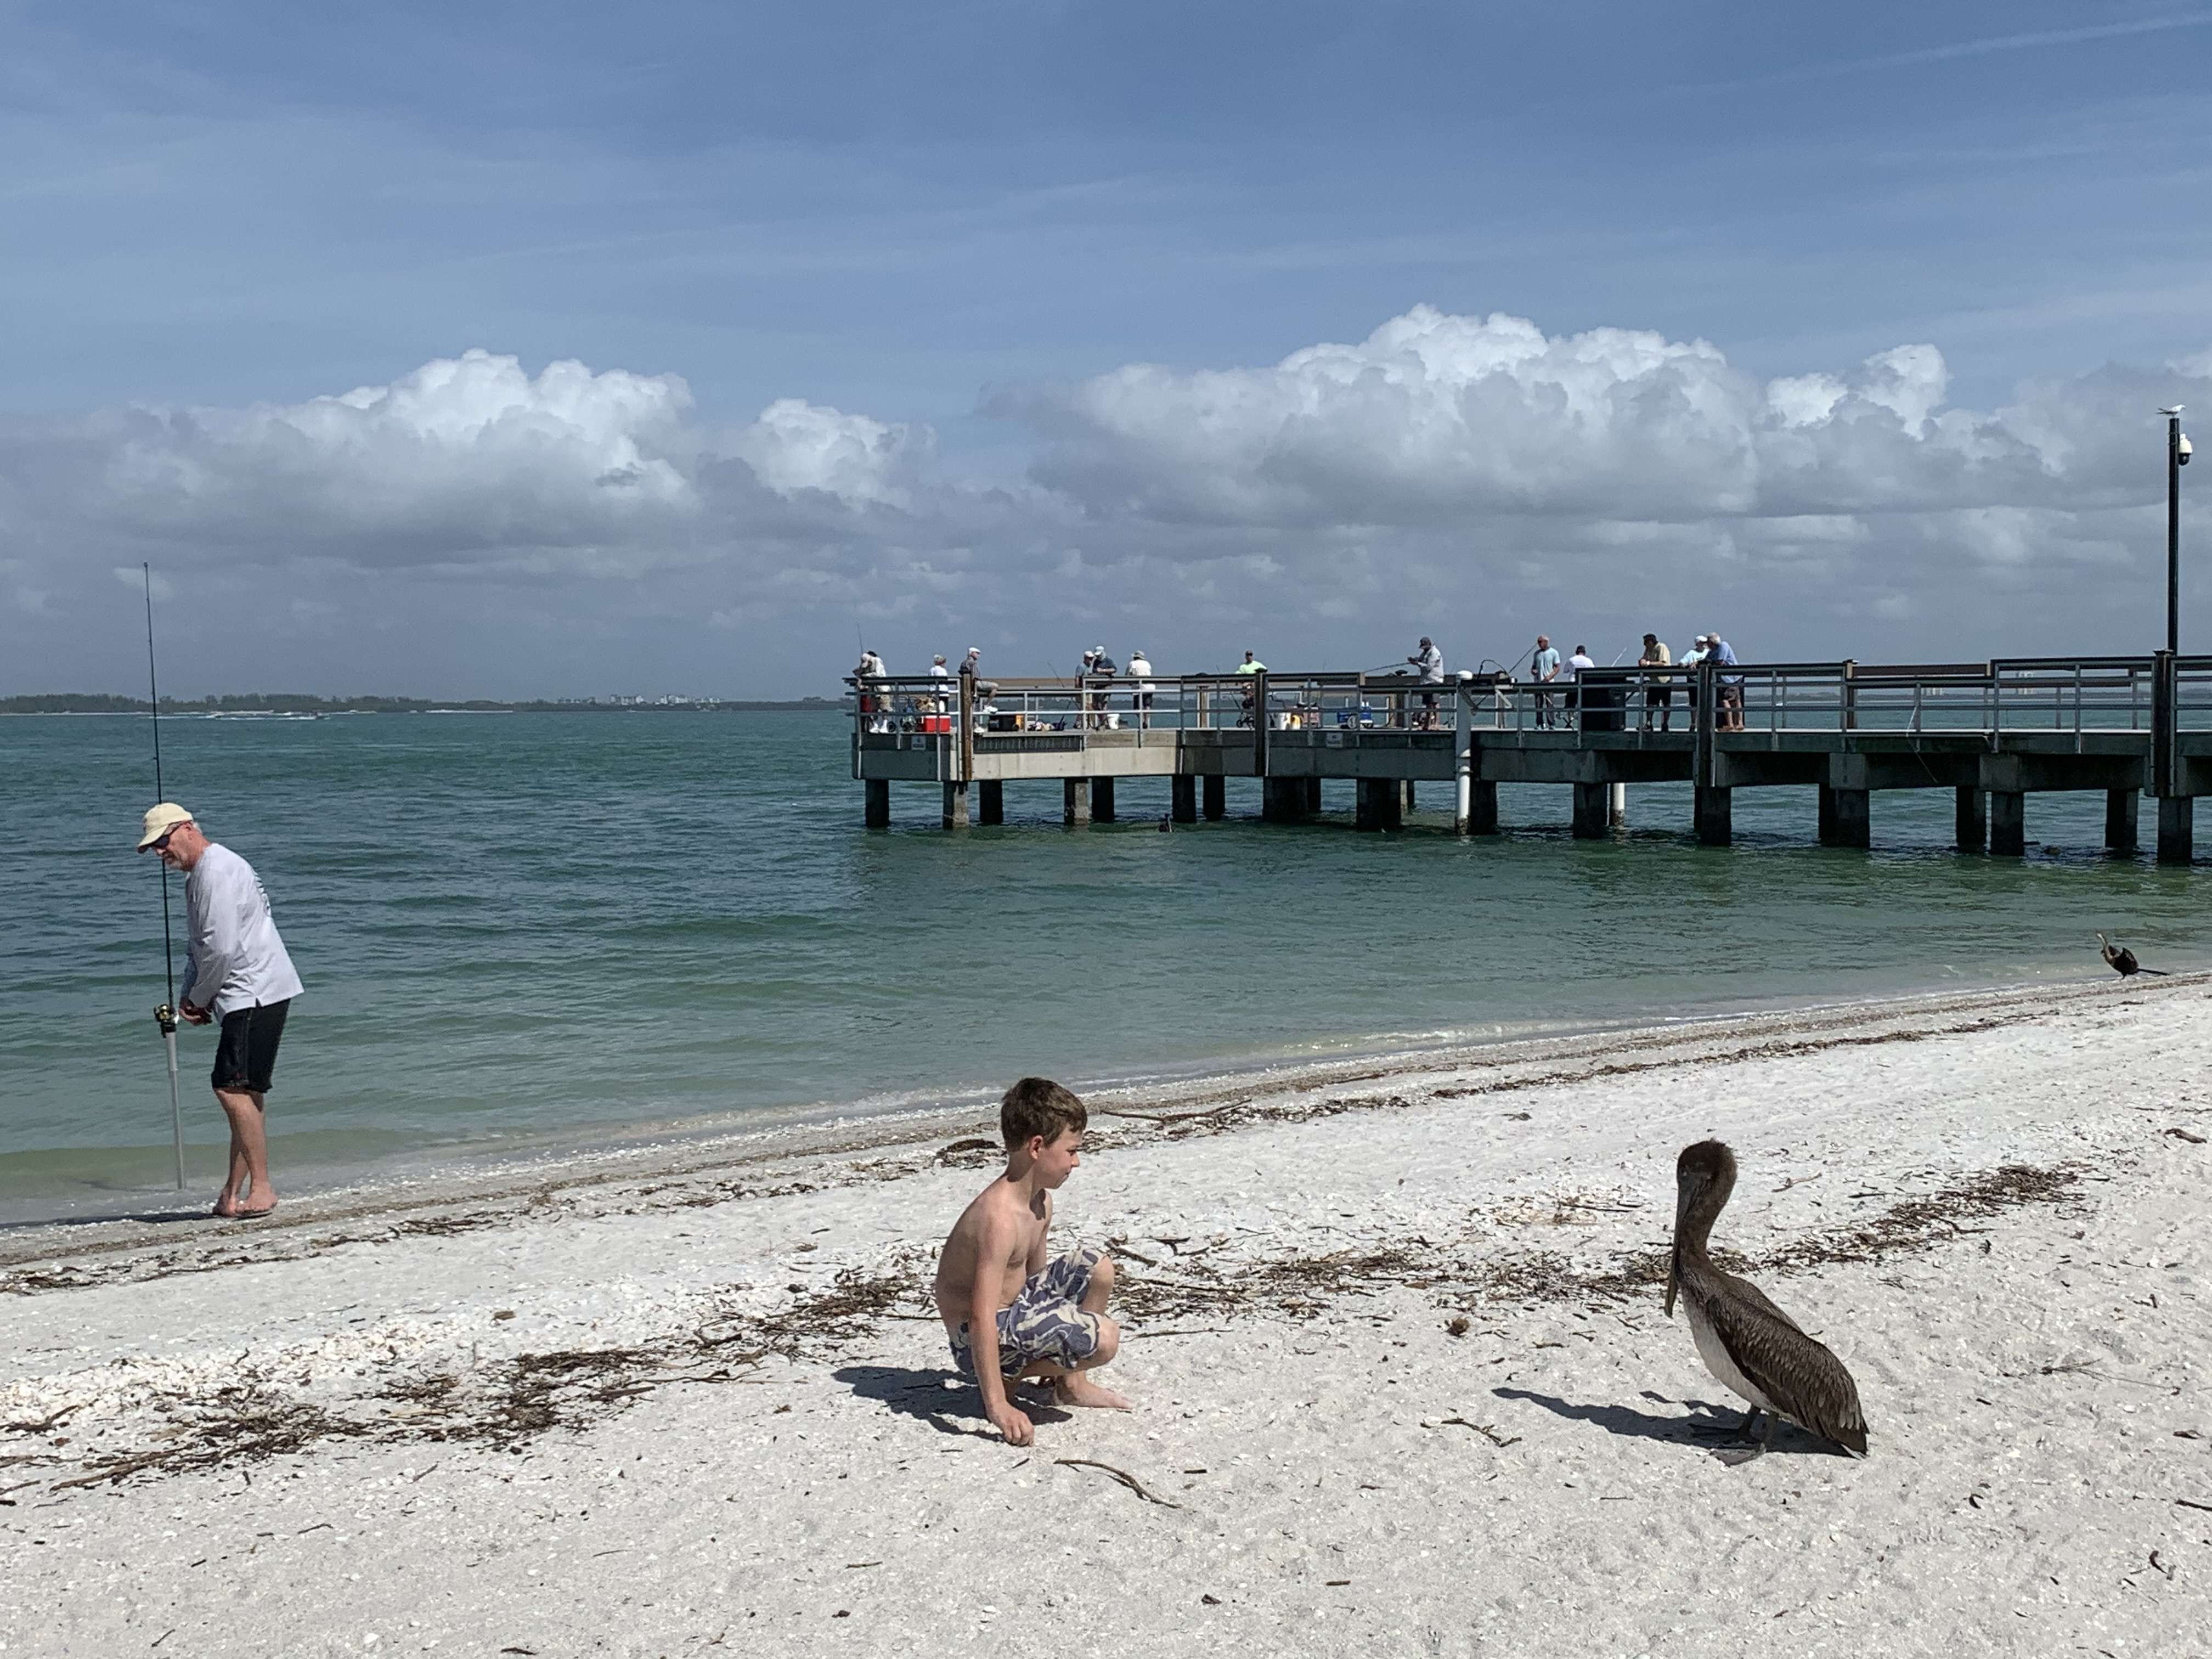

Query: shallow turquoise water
left=3, top=710, right=2201, bottom=1216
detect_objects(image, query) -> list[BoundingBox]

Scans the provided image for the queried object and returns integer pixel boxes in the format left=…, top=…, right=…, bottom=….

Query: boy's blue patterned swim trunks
left=951, top=1243, right=1105, bottom=1378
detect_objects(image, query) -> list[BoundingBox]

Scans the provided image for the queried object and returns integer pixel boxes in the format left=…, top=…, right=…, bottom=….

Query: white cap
left=137, top=802, right=193, bottom=851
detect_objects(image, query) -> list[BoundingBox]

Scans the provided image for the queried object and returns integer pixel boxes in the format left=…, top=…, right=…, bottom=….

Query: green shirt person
left=1234, top=651, right=1266, bottom=674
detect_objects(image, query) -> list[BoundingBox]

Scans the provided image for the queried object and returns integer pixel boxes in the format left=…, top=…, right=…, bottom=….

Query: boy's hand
left=988, top=1401, right=1035, bottom=1446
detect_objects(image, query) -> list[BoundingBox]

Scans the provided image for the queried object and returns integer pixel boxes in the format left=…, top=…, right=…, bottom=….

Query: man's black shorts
left=212, top=1000, right=291, bottom=1094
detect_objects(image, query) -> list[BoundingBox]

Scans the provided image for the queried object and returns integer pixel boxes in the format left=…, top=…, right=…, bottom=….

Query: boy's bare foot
left=1053, top=1374, right=1132, bottom=1410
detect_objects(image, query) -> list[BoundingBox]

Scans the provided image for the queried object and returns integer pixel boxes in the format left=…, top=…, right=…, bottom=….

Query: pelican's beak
left=1665, top=1181, right=1694, bottom=1318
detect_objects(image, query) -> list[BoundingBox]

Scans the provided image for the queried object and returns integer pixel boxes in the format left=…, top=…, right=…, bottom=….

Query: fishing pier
left=850, top=655, right=2212, bottom=862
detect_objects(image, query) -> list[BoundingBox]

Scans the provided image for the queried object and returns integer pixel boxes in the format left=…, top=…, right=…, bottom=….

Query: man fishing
left=137, top=805, right=304, bottom=1218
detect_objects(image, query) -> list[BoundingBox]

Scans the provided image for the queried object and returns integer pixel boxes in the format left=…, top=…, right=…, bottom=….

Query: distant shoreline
left=0, top=697, right=843, bottom=715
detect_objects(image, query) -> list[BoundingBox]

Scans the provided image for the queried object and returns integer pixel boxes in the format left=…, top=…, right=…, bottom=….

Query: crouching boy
left=933, top=1077, right=1130, bottom=1445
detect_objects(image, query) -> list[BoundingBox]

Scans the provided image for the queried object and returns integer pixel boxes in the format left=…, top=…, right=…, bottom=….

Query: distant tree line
left=0, top=692, right=841, bottom=714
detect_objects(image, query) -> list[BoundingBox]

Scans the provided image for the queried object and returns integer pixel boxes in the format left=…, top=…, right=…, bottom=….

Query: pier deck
left=851, top=655, right=2212, bottom=861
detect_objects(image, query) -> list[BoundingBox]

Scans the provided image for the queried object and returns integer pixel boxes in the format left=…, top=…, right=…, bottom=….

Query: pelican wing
left=1701, top=1282, right=1870, bottom=1456
left=1717, top=1269, right=1805, bottom=1335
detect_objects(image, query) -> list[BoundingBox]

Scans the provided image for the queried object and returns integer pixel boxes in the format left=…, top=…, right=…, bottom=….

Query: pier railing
left=850, top=656, right=2212, bottom=749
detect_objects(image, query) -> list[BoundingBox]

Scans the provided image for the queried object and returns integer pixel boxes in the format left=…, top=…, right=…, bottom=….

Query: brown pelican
left=1667, top=1140, right=1869, bottom=1458
left=2096, top=933, right=2165, bottom=978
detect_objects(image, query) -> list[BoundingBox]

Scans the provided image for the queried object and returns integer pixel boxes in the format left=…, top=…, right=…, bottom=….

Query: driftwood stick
left=1054, top=1457, right=1184, bottom=1509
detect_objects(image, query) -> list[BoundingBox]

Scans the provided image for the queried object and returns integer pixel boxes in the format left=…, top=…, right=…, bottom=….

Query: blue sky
left=4, top=2, right=2211, bottom=695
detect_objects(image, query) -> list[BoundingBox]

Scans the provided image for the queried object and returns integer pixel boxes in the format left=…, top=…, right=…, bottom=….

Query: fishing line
left=144, top=565, right=187, bottom=1191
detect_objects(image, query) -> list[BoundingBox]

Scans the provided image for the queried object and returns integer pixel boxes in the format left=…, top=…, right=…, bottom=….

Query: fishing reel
left=154, top=1002, right=178, bottom=1037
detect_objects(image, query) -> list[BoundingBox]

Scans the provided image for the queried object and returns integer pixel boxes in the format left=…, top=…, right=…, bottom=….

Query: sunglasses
left=148, top=825, right=185, bottom=854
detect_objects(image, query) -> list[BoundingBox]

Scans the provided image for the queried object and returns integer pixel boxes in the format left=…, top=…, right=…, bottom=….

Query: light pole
left=2164, top=405, right=2192, bottom=654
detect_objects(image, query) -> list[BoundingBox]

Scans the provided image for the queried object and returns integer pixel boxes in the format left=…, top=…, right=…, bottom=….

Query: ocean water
left=3, top=709, right=2203, bottom=1219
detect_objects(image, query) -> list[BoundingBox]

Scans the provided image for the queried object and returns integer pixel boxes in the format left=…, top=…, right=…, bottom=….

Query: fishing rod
left=144, top=565, right=186, bottom=1191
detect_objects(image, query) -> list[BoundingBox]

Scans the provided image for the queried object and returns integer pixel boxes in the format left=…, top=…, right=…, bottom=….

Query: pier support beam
left=1262, top=778, right=1310, bottom=822
left=1093, top=777, right=1116, bottom=823
left=1989, top=791, right=2025, bottom=857
left=942, top=781, right=969, bottom=830
left=1817, top=785, right=1871, bottom=849
left=1571, top=782, right=1607, bottom=839
left=1954, top=787, right=1986, bottom=853
left=1401, top=781, right=1417, bottom=814
left=1202, top=774, right=1226, bottom=820
left=1063, top=778, right=1091, bottom=826
left=978, top=781, right=1003, bottom=826
left=864, top=779, right=890, bottom=829
left=1170, top=776, right=1197, bottom=824
left=1694, top=786, right=1732, bottom=847
left=1308, top=777, right=1324, bottom=814
left=1460, top=779, right=1499, bottom=836
left=2104, top=789, right=2138, bottom=855
left=1607, top=782, right=1627, bottom=830
left=2158, top=796, right=2194, bottom=866
left=1356, top=777, right=1403, bottom=831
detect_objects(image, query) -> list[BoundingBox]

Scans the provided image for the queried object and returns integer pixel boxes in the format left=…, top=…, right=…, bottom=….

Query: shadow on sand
left=832, top=1364, right=1070, bottom=1440
left=0, top=1205, right=235, bottom=1241
left=1493, top=1386, right=1843, bottom=1458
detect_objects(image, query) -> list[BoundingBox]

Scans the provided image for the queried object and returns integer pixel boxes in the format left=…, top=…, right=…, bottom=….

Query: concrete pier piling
left=979, top=780, right=1004, bottom=825
left=1607, top=782, right=1627, bottom=830
left=942, top=781, right=969, bottom=829
left=2159, top=796, right=2194, bottom=865
left=1571, top=782, right=1607, bottom=838
left=1063, top=778, right=1091, bottom=826
left=1990, top=791, right=2027, bottom=857
left=1171, top=775, right=1197, bottom=823
left=1955, top=787, right=1987, bottom=853
left=1093, top=777, right=1117, bottom=822
left=2104, top=788, right=2138, bottom=855
left=1263, top=777, right=1310, bottom=822
left=1202, top=774, right=1226, bottom=820
left=1694, top=786, right=1731, bottom=847
left=1818, top=785, right=1871, bottom=849
left=1463, top=779, right=1499, bottom=836
left=1356, top=777, right=1403, bottom=831
left=865, top=778, right=890, bottom=829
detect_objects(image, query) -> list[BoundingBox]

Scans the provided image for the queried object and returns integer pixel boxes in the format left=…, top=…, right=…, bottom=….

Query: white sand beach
left=4, top=979, right=2209, bottom=1657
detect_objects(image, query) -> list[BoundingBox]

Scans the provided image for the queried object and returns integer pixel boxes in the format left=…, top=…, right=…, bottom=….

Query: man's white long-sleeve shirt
left=183, top=844, right=304, bottom=1018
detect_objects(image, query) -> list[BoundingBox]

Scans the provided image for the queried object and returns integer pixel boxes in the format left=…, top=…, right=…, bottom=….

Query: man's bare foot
left=1053, top=1374, right=1131, bottom=1410
left=229, top=1187, right=279, bottom=1219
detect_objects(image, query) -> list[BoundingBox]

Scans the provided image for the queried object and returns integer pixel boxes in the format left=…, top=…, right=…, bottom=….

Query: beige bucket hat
left=137, top=802, right=194, bottom=851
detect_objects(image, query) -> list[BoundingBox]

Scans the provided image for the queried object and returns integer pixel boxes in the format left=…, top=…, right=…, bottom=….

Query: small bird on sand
left=1667, top=1140, right=1869, bottom=1458
left=2096, top=933, right=2165, bottom=978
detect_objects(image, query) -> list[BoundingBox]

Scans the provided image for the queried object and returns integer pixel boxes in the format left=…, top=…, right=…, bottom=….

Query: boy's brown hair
left=1000, top=1076, right=1087, bottom=1148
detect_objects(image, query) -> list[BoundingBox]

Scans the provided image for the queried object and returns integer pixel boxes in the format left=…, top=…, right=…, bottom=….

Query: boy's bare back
left=933, top=1176, right=1047, bottom=1333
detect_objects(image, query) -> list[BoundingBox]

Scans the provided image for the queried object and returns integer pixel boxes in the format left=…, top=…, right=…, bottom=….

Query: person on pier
left=1408, top=636, right=1444, bottom=728
left=1708, top=633, right=1743, bottom=731
left=1638, top=633, right=1674, bottom=731
left=1531, top=635, right=1562, bottom=729
left=1564, top=645, right=1595, bottom=729
left=854, top=647, right=888, bottom=732
left=1127, top=647, right=1155, bottom=727
left=934, top=1078, right=1130, bottom=1445
left=1234, top=649, right=1266, bottom=726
